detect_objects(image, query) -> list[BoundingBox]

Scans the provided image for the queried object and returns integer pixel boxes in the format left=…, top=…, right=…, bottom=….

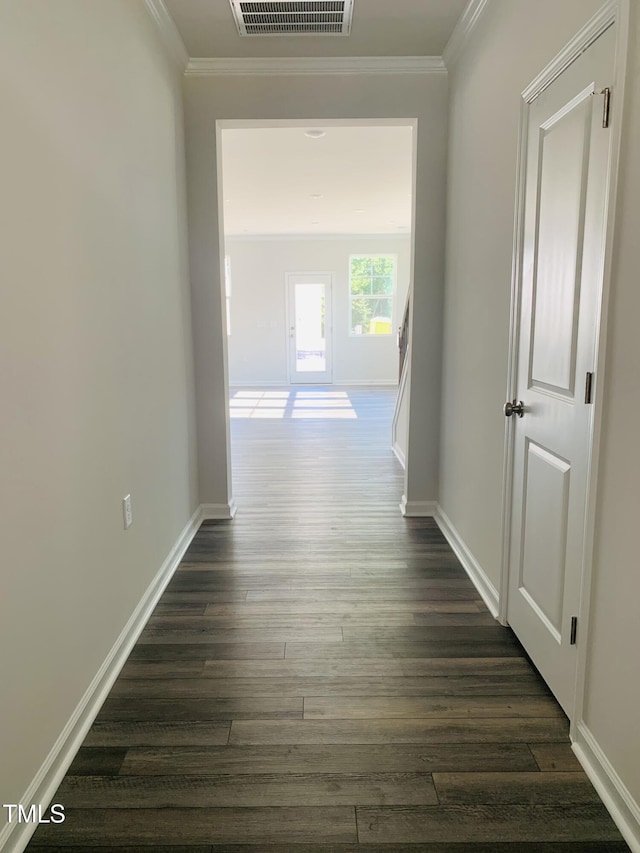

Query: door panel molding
left=529, top=89, right=593, bottom=397
left=519, top=441, right=571, bottom=639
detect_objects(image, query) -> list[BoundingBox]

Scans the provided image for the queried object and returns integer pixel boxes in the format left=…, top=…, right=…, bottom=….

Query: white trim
left=215, top=122, right=237, bottom=527
left=186, top=56, right=446, bottom=77
left=400, top=498, right=437, bottom=517
left=442, top=0, right=490, bottom=68
left=435, top=505, right=500, bottom=619
left=391, top=351, right=410, bottom=471
left=522, top=0, right=623, bottom=103
left=391, top=442, right=406, bottom=469
left=399, top=117, right=419, bottom=514
left=573, top=722, right=640, bottom=852
left=499, top=94, right=529, bottom=626
left=201, top=500, right=238, bottom=520
left=143, top=0, right=189, bottom=71
left=0, top=506, right=202, bottom=853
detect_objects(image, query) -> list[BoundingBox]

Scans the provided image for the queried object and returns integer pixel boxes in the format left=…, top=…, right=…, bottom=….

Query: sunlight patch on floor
left=230, top=390, right=358, bottom=419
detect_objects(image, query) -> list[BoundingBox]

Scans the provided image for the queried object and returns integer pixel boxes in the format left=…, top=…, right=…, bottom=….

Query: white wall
left=0, top=0, right=197, bottom=837
left=226, top=236, right=410, bottom=385
left=441, top=0, right=608, bottom=593
left=441, top=0, right=640, bottom=839
left=183, top=73, right=448, bottom=506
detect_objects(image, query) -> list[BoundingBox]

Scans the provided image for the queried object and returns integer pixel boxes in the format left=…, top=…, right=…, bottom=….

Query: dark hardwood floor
left=27, top=386, right=628, bottom=850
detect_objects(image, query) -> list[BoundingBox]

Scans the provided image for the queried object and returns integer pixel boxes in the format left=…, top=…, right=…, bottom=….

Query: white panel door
left=287, top=273, right=333, bottom=384
left=507, top=28, right=615, bottom=716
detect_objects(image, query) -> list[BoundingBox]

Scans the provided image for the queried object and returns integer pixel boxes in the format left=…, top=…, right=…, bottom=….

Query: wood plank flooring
left=27, top=387, right=628, bottom=850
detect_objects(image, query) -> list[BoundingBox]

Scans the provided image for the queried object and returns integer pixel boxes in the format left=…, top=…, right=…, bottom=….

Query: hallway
left=28, top=388, right=627, bottom=849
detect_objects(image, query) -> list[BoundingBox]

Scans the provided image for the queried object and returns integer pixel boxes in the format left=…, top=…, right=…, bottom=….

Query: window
left=349, top=255, right=396, bottom=336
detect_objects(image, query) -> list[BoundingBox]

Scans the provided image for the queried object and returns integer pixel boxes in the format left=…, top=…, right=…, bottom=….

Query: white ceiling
left=220, top=124, right=414, bottom=236
left=164, top=0, right=469, bottom=58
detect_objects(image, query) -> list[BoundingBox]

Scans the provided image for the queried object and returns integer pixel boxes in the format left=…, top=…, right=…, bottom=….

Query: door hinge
left=570, top=616, right=578, bottom=645
left=585, top=371, right=594, bottom=404
left=601, top=87, right=611, bottom=128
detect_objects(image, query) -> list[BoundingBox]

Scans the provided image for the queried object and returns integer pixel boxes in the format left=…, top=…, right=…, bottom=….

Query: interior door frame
left=215, top=117, right=419, bottom=518
left=285, top=271, right=334, bottom=384
left=499, top=0, right=629, bottom=732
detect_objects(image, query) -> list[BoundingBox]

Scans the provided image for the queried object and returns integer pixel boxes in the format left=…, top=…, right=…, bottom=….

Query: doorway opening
left=216, top=119, right=417, bottom=511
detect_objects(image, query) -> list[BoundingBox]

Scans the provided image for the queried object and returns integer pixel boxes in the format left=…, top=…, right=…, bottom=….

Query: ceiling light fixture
left=310, top=193, right=323, bottom=199
left=304, top=129, right=326, bottom=139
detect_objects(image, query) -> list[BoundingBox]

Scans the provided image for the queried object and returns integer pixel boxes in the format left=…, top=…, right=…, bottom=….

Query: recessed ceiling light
left=304, top=129, right=326, bottom=139
left=354, top=209, right=365, bottom=214
left=311, top=220, right=320, bottom=224
left=310, top=193, right=323, bottom=199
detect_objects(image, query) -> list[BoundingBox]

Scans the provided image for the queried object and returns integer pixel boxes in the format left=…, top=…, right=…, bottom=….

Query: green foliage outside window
left=350, top=255, right=395, bottom=335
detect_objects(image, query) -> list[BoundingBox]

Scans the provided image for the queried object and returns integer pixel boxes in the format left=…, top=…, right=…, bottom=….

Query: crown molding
left=443, top=0, right=490, bottom=68
left=144, top=0, right=189, bottom=72
left=185, top=55, right=446, bottom=77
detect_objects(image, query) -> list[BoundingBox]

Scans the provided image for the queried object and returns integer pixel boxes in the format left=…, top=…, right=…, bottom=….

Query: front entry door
left=287, top=273, right=333, bottom=384
left=506, top=27, right=615, bottom=716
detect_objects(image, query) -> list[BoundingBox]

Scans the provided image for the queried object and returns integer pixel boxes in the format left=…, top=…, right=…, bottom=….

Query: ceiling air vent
left=229, top=1, right=354, bottom=37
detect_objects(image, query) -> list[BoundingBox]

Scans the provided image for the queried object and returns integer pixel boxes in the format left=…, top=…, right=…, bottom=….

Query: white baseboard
left=434, top=504, right=500, bottom=618
left=200, top=500, right=237, bottom=520
left=573, top=722, right=640, bottom=853
left=392, top=441, right=406, bottom=469
left=400, top=496, right=437, bottom=517
left=0, top=506, right=202, bottom=853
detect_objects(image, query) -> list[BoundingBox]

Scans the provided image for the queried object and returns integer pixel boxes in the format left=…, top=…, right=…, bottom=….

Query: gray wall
left=0, top=0, right=197, bottom=825
left=441, top=0, right=640, bottom=821
left=225, top=236, right=411, bottom=386
left=183, top=72, right=448, bottom=506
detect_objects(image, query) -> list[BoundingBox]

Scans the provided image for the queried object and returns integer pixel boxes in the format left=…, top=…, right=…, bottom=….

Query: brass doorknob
left=504, top=400, right=525, bottom=418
